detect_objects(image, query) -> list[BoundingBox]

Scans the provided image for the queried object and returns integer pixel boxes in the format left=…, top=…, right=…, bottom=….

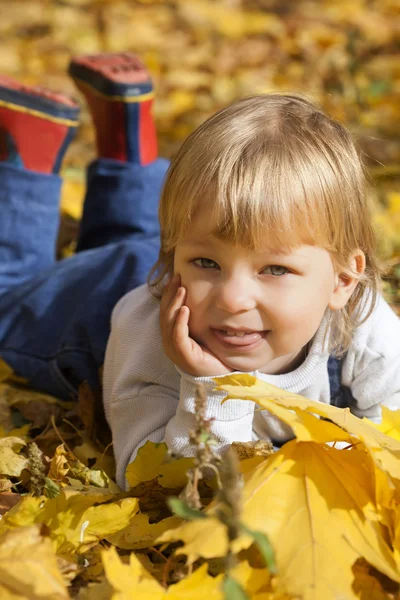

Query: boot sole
left=0, top=76, right=79, bottom=125
left=69, top=53, right=154, bottom=102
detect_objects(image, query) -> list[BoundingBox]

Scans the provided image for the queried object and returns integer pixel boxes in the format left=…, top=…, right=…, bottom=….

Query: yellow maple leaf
left=215, top=375, right=400, bottom=481
left=101, top=548, right=226, bottom=600
left=107, top=513, right=182, bottom=550
left=0, top=525, right=69, bottom=599
left=102, top=546, right=164, bottom=599
left=236, top=442, right=399, bottom=594
left=230, top=561, right=291, bottom=599
left=37, top=491, right=139, bottom=556
left=157, top=516, right=228, bottom=564
left=0, top=497, right=42, bottom=533
left=165, top=563, right=224, bottom=599
left=126, top=441, right=194, bottom=489
left=372, top=406, right=400, bottom=441
left=0, top=490, right=139, bottom=558
left=217, top=375, right=354, bottom=444
left=159, top=441, right=399, bottom=600
left=215, top=375, right=400, bottom=516
left=126, top=442, right=168, bottom=488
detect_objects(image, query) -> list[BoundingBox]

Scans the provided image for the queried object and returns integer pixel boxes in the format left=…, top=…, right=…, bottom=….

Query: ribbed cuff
left=177, top=368, right=256, bottom=420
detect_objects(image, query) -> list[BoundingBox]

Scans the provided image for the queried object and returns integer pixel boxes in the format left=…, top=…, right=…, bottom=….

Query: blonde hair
left=149, top=93, right=387, bottom=355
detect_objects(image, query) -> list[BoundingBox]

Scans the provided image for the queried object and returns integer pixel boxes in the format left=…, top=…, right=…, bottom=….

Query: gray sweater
left=103, top=284, right=400, bottom=489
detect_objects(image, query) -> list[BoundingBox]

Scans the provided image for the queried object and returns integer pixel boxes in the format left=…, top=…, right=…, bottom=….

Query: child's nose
left=215, top=278, right=257, bottom=313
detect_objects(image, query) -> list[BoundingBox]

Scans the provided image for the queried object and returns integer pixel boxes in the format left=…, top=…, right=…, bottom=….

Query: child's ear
left=328, top=250, right=366, bottom=311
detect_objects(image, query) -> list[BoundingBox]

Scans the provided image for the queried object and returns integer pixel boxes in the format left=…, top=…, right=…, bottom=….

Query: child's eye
left=193, top=258, right=219, bottom=269
left=262, top=265, right=289, bottom=276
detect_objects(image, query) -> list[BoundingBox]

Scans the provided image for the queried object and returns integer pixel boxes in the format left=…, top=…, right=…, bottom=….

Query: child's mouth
left=211, top=328, right=267, bottom=348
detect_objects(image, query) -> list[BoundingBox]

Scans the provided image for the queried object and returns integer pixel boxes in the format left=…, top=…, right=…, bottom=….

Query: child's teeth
left=224, top=330, right=248, bottom=337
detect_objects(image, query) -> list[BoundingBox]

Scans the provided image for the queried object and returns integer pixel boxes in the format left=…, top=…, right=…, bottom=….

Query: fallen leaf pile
left=1, top=362, right=400, bottom=599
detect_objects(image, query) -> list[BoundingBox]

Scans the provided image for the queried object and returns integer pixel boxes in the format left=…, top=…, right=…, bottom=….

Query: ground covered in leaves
left=2, top=365, right=400, bottom=599
left=1, top=1, right=400, bottom=598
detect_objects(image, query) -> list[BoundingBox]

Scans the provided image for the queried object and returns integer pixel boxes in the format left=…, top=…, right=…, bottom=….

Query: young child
left=102, top=93, right=400, bottom=489
left=0, top=54, right=399, bottom=492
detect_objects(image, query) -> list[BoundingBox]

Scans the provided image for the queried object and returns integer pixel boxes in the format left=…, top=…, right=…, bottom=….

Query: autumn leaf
left=157, top=515, right=229, bottom=564
left=0, top=424, right=31, bottom=439
left=159, top=440, right=400, bottom=599
left=107, top=513, right=182, bottom=550
left=0, top=491, right=22, bottom=516
left=100, top=547, right=226, bottom=600
left=101, top=546, right=164, bottom=599
left=215, top=375, right=400, bottom=500
left=125, top=441, right=194, bottom=490
left=0, top=358, right=14, bottom=383
left=0, top=436, right=30, bottom=478
left=126, top=442, right=169, bottom=489
left=48, top=443, right=111, bottom=491
left=0, top=525, right=69, bottom=600
left=352, top=558, right=398, bottom=600
left=164, top=563, right=224, bottom=599
left=0, top=490, right=140, bottom=557
left=0, top=357, right=27, bottom=385
left=231, top=440, right=274, bottom=461
left=48, top=444, right=70, bottom=484
left=372, top=406, right=400, bottom=441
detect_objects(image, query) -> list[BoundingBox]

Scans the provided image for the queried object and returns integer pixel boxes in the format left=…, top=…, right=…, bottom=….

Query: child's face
left=174, top=211, right=348, bottom=375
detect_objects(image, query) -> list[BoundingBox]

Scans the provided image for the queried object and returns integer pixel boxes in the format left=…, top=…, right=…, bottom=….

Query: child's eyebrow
left=179, top=238, right=311, bottom=261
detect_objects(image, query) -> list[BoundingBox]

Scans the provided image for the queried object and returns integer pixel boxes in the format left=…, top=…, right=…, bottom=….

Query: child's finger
left=172, top=305, right=191, bottom=354
left=162, top=286, right=186, bottom=339
left=160, top=274, right=181, bottom=318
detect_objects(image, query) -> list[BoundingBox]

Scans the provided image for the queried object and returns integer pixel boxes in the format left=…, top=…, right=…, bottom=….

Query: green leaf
left=222, top=575, right=249, bottom=599
left=44, top=477, right=60, bottom=499
left=241, top=523, right=276, bottom=574
left=167, top=497, right=206, bottom=521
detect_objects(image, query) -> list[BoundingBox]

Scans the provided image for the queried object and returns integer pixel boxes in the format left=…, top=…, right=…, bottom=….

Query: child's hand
left=160, top=274, right=233, bottom=377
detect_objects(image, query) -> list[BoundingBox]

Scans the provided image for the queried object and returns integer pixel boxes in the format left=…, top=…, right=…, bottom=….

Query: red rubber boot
left=69, top=53, right=157, bottom=166
left=0, top=75, right=79, bottom=173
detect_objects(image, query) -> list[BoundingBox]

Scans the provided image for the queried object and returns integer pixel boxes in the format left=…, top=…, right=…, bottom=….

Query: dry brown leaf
left=0, top=492, right=22, bottom=516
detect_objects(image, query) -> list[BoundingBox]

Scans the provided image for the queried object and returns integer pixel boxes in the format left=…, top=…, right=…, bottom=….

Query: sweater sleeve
left=103, top=285, right=255, bottom=490
left=103, top=286, right=180, bottom=489
left=341, top=294, right=400, bottom=423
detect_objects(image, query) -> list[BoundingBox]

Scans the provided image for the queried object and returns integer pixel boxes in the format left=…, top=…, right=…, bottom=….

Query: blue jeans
left=0, top=158, right=169, bottom=400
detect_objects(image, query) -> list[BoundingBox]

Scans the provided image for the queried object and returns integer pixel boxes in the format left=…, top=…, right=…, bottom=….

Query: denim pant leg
left=0, top=158, right=169, bottom=400
left=0, top=163, right=62, bottom=289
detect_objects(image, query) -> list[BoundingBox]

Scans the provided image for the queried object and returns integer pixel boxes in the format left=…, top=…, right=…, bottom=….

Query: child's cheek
left=183, top=281, right=213, bottom=340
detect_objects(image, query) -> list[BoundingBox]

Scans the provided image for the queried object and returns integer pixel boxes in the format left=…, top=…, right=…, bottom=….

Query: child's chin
left=220, top=354, right=265, bottom=373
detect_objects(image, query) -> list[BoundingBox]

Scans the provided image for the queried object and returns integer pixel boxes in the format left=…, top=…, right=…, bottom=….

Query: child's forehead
left=178, top=230, right=307, bottom=259
left=177, top=202, right=330, bottom=258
